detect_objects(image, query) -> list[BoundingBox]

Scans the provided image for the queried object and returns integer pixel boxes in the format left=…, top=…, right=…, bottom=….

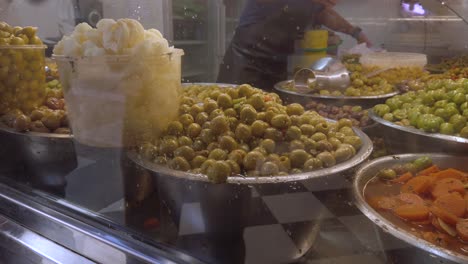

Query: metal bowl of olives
left=274, top=80, right=400, bottom=109
left=0, top=123, right=76, bottom=192
left=369, top=110, right=468, bottom=154
left=126, top=82, right=373, bottom=262
left=353, top=153, right=468, bottom=264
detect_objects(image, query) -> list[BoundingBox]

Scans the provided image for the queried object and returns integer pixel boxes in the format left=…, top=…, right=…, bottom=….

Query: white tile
left=244, top=224, right=300, bottom=264
left=262, top=193, right=333, bottom=224
left=178, top=203, right=206, bottom=236
left=338, top=215, right=409, bottom=252
left=99, top=199, right=124, bottom=213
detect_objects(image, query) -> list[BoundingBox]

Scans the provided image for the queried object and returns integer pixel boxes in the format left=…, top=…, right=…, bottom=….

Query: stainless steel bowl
left=369, top=110, right=468, bottom=154
left=127, top=82, right=373, bottom=263
left=0, top=124, right=76, bottom=195
left=274, top=80, right=399, bottom=108
left=353, top=153, right=468, bottom=264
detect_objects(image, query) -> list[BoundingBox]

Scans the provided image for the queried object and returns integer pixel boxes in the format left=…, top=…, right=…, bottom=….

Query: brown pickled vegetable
left=0, top=79, right=70, bottom=134
left=138, top=84, right=363, bottom=183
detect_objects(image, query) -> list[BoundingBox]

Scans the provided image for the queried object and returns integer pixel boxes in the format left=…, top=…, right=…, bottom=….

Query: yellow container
left=301, top=30, right=328, bottom=50
left=0, top=45, right=47, bottom=115
left=300, top=51, right=327, bottom=68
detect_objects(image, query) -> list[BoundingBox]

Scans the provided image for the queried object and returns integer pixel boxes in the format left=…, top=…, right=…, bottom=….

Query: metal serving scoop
left=293, top=57, right=351, bottom=94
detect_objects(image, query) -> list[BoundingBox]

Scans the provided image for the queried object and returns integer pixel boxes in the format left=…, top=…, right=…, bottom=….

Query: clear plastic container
left=0, top=45, right=47, bottom=114
left=360, top=52, right=427, bottom=69
left=54, top=49, right=184, bottom=148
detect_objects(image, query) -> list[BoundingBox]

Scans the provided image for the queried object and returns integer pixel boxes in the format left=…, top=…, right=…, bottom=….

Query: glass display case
left=0, top=0, right=468, bottom=263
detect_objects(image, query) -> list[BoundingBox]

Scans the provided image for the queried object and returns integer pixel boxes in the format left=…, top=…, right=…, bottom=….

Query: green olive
left=195, top=112, right=208, bottom=126
left=178, top=136, right=193, bottom=146
left=316, top=152, right=336, bottom=168
left=235, top=123, right=252, bottom=142
left=289, top=140, right=305, bottom=151
left=190, top=104, right=204, bottom=118
left=238, top=84, right=254, bottom=98
left=200, top=128, right=215, bottom=144
left=13, top=114, right=31, bottom=132
left=167, top=121, right=183, bottom=136
left=226, top=160, right=241, bottom=175
left=338, top=118, right=353, bottom=128
left=207, top=161, right=231, bottom=183
left=207, top=142, right=221, bottom=152
left=201, top=159, right=216, bottom=174
left=260, top=162, right=279, bottom=176
left=290, top=149, right=309, bottom=168
left=278, top=156, right=291, bottom=172
left=187, top=123, right=202, bottom=138
left=180, top=113, right=194, bottom=127
left=271, top=114, right=291, bottom=129
left=191, top=155, right=207, bottom=168
left=317, top=139, right=333, bottom=152
left=459, top=126, right=468, bottom=138
left=311, top=132, right=327, bottom=142
left=266, top=154, right=281, bottom=164
left=286, top=126, right=302, bottom=140
left=217, top=93, right=233, bottom=109
left=290, top=115, right=301, bottom=126
left=169, top=157, right=191, bottom=171
left=334, top=146, right=354, bottom=163
left=286, top=103, right=305, bottom=116
left=174, top=146, right=195, bottom=161
left=339, top=126, right=355, bottom=136
left=219, top=135, right=238, bottom=152
left=328, top=137, right=341, bottom=150
left=412, top=156, right=433, bottom=171
left=260, top=139, right=276, bottom=153
left=224, top=108, right=237, bottom=117
left=192, top=139, right=206, bottom=151
left=264, top=127, right=283, bottom=141
left=377, top=168, right=397, bottom=180
left=209, top=109, right=224, bottom=120
left=243, top=151, right=266, bottom=170
left=251, top=120, right=268, bottom=137
left=315, top=122, right=330, bottom=134
left=343, top=136, right=362, bottom=149
left=211, top=115, right=229, bottom=134
left=204, top=99, right=218, bottom=113
left=300, top=124, right=316, bottom=136
left=208, top=148, right=228, bottom=161
left=228, top=149, right=247, bottom=165
left=41, top=112, right=62, bottom=131
left=303, top=158, right=323, bottom=171
left=240, top=105, right=257, bottom=124
left=248, top=93, right=265, bottom=110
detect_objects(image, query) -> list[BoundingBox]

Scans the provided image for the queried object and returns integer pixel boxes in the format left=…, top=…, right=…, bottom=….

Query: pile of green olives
left=373, top=78, right=468, bottom=138
left=0, top=22, right=46, bottom=115
left=0, top=79, right=69, bottom=134
left=138, top=84, right=363, bottom=183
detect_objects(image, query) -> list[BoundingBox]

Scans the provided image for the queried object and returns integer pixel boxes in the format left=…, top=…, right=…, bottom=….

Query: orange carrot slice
left=456, top=219, right=468, bottom=241
left=431, top=178, right=465, bottom=198
left=398, top=193, right=425, bottom=206
left=394, top=204, right=430, bottom=221
left=418, top=165, right=440, bottom=176
left=432, top=168, right=466, bottom=181
left=430, top=206, right=460, bottom=226
left=401, top=176, right=433, bottom=195
left=434, top=193, right=466, bottom=217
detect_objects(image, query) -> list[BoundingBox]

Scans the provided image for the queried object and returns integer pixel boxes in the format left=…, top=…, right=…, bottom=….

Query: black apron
left=217, top=3, right=324, bottom=91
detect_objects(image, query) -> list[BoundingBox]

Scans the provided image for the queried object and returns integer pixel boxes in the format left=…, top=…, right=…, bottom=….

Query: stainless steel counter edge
left=0, top=214, right=95, bottom=264
left=0, top=182, right=205, bottom=264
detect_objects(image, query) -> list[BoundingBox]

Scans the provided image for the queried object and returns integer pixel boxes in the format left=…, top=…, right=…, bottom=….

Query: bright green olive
left=187, top=123, right=202, bottom=138
left=169, top=157, right=191, bottom=171
left=303, top=158, right=323, bottom=171
left=289, top=140, right=305, bottom=151
left=260, top=162, right=279, bottom=176
left=243, top=151, right=266, bottom=170
left=316, top=151, right=336, bottom=168
left=300, top=124, right=316, bottom=136
left=211, top=115, right=229, bottom=134
left=228, top=149, right=247, bottom=165
left=260, top=139, right=276, bottom=153
left=286, top=126, right=302, bottom=140
left=377, top=168, right=397, bottom=180
left=235, top=123, right=252, bottom=142
left=290, top=149, right=309, bottom=168
left=178, top=136, right=193, bottom=146
left=311, top=132, right=327, bottom=142
left=206, top=161, right=231, bottom=183
left=286, top=103, right=305, bottom=116
left=217, top=93, right=233, bottom=109
left=191, top=155, right=207, bottom=168
left=174, top=146, right=195, bottom=161
left=251, top=120, right=268, bottom=137
left=196, top=112, right=209, bottom=125
left=219, top=135, right=238, bottom=152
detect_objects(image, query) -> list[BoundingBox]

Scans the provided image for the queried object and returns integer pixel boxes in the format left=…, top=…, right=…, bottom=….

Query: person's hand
left=357, top=32, right=372, bottom=48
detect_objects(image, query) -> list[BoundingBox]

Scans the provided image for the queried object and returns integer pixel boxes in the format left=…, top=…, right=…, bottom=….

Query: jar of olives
left=0, top=23, right=46, bottom=115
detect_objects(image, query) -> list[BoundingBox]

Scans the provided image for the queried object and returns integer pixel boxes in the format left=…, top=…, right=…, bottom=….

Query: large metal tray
left=353, top=153, right=468, bottom=264
left=369, top=110, right=468, bottom=154
left=274, top=80, right=399, bottom=108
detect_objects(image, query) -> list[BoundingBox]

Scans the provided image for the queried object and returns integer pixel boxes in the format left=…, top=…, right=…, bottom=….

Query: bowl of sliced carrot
left=353, top=153, right=468, bottom=263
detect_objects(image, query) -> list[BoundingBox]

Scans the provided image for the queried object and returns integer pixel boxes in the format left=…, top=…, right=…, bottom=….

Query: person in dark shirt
left=217, top=0, right=371, bottom=90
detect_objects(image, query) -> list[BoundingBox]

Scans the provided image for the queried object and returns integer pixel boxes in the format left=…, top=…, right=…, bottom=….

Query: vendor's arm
left=317, top=8, right=372, bottom=47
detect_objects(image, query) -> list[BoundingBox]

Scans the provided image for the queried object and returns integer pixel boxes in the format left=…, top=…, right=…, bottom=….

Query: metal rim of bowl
left=274, top=80, right=400, bottom=100
left=129, top=81, right=374, bottom=184
left=369, top=110, right=468, bottom=144
left=352, top=153, right=468, bottom=263
left=0, top=123, right=72, bottom=139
